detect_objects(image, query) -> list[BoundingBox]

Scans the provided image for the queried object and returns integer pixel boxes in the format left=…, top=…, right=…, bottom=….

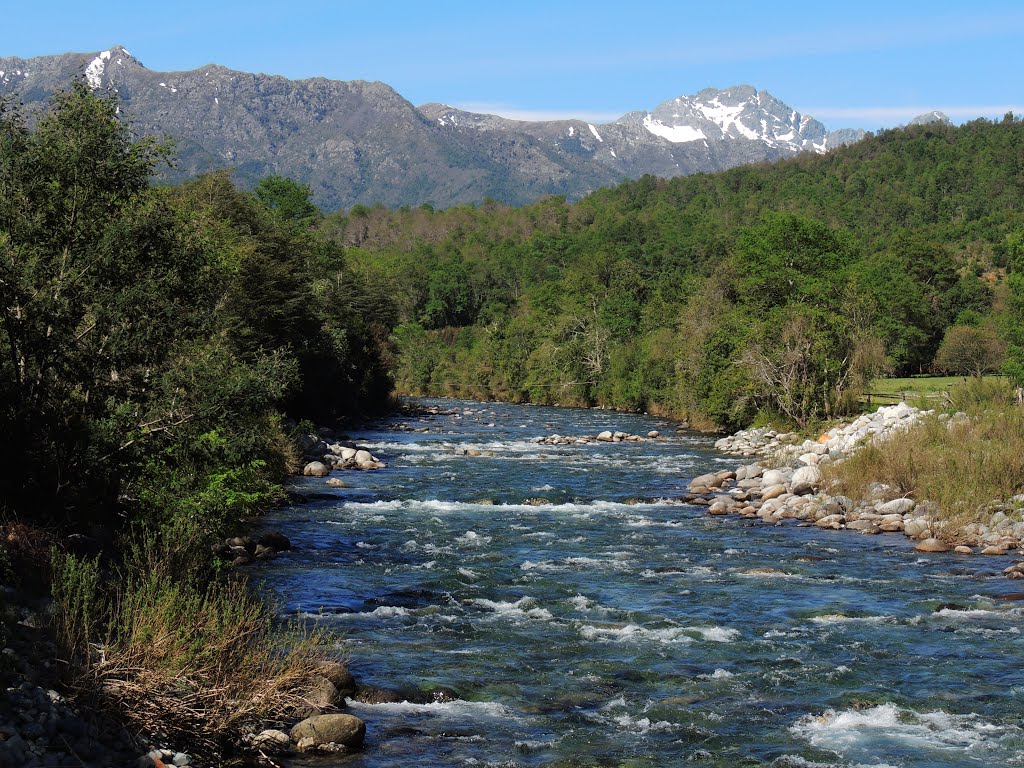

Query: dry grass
left=52, top=548, right=333, bottom=760
left=824, top=400, right=1024, bottom=535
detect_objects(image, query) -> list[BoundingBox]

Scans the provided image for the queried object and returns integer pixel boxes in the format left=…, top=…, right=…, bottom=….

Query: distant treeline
left=325, top=115, right=1024, bottom=429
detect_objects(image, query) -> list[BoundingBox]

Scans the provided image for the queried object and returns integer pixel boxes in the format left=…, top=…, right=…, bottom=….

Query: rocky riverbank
left=685, top=402, right=1024, bottom=578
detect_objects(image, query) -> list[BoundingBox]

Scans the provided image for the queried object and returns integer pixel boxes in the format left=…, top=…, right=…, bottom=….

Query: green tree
left=254, top=175, right=320, bottom=223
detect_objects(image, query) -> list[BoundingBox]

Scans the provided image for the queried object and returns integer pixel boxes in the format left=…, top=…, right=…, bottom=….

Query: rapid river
left=256, top=398, right=1024, bottom=767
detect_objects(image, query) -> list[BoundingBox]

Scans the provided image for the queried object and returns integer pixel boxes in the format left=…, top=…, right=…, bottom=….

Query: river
left=255, top=398, right=1024, bottom=767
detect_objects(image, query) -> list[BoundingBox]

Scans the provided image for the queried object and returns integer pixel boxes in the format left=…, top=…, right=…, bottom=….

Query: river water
left=256, top=398, right=1024, bottom=767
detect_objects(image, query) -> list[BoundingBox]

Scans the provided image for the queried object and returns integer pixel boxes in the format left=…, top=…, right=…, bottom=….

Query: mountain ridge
left=1, top=46, right=868, bottom=210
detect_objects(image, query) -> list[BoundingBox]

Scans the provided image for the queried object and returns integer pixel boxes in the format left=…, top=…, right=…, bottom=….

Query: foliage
left=0, top=85, right=394, bottom=528
left=324, top=115, right=1024, bottom=427
left=1, top=84, right=393, bottom=759
left=51, top=542, right=331, bottom=760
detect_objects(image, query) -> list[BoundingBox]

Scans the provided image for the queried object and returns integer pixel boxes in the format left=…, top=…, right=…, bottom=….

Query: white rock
left=790, top=466, right=822, bottom=495
left=877, top=498, right=916, bottom=516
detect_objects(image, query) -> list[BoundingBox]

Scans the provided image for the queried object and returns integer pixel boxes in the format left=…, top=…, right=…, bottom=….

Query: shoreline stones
left=298, top=431, right=387, bottom=475
left=690, top=402, right=1024, bottom=576
left=213, top=531, right=291, bottom=567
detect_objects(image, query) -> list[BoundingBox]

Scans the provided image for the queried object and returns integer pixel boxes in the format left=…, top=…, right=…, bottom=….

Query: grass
left=825, top=382, right=1024, bottom=540
left=863, top=374, right=1006, bottom=404
left=51, top=540, right=333, bottom=761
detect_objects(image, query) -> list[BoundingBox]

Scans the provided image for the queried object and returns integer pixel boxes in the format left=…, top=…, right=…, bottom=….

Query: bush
left=948, top=376, right=1015, bottom=410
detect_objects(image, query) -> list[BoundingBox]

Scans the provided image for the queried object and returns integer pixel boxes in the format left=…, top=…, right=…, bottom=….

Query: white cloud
left=454, top=102, right=622, bottom=123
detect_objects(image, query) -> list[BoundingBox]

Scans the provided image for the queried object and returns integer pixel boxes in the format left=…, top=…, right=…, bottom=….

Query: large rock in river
left=304, top=461, right=330, bottom=477
left=290, top=714, right=366, bottom=751
left=915, top=538, right=951, bottom=553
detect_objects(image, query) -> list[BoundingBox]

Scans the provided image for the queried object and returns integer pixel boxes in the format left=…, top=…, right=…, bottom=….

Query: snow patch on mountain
left=85, top=50, right=110, bottom=90
left=642, top=115, right=705, bottom=143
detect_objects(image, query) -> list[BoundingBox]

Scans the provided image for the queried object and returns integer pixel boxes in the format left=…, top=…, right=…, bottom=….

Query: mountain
left=0, top=46, right=865, bottom=210
left=909, top=110, right=952, bottom=126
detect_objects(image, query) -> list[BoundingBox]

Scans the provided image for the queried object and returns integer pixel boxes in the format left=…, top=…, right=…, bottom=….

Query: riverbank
left=685, top=402, right=1024, bottom=577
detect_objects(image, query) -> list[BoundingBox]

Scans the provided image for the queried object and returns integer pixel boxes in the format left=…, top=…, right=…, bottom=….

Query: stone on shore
left=761, top=469, right=789, bottom=486
left=689, top=472, right=722, bottom=490
left=317, top=661, right=357, bottom=697
left=790, top=466, right=822, bottom=495
left=915, top=538, right=951, bottom=553
left=259, top=531, right=291, bottom=551
left=290, top=714, right=366, bottom=751
left=878, top=498, right=916, bottom=516
left=250, top=729, right=291, bottom=753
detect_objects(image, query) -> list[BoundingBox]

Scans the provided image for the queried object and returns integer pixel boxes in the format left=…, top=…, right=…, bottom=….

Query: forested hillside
left=329, top=115, right=1024, bottom=428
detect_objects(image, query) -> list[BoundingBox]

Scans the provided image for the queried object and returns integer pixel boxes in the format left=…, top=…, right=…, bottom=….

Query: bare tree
left=934, top=325, right=1006, bottom=378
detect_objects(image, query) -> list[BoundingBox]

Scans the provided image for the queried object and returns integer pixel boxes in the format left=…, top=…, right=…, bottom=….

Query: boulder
left=915, top=538, right=951, bottom=553
left=326, top=477, right=347, bottom=488
left=760, top=484, right=787, bottom=501
left=254, top=544, right=277, bottom=560
left=317, top=661, right=357, bottom=696
left=761, top=469, right=789, bottom=486
left=290, top=714, right=366, bottom=751
left=904, top=518, right=930, bottom=537
left=251, top=729, right=291, bottom=753
left=354, top=450, right=374, bottom=465
left=790, top=466, right=822, bottom=495
left=304, top=461, right=330, bottom=477
left=877, top=498, right=916, bottom=516
left=596, top=431, right=613, bottom=441
left=708, top=501, right=731, bottom=515
left=304, top=675, right=345, bottom=710
left=689, top=473, right=722, bottom=490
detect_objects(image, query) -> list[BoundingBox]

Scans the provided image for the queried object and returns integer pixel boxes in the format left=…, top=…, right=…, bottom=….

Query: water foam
left=473, top=597, right=553, bottom=622
left=578, top=623, right=694, bottom=644
left=348, top=698, right=517, bottom=719
left=689, top=626, right=740, bottom=642
left=792, top=703, right=1020, bottom=760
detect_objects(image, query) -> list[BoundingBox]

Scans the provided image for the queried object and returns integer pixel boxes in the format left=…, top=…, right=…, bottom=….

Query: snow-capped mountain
left=637, top=85, right=850, bottom=153
left=0, top=46, right=867, bottom=209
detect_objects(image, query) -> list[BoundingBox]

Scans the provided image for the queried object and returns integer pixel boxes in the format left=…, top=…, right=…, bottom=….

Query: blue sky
left=3, top=1, right=1023, bottom=131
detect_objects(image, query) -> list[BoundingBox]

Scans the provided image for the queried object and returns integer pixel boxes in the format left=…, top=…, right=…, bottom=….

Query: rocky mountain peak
left=631, top=84, right=843, bottom=153
left=910, top=110, right=952, bottom=126
left=0, top=47, right=869, bottom=209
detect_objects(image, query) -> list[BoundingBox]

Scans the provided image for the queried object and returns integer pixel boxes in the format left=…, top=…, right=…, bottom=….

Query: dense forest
left=0, top=81, right=393, bottom=538
left=326, top=115, right=1024, bottom=428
